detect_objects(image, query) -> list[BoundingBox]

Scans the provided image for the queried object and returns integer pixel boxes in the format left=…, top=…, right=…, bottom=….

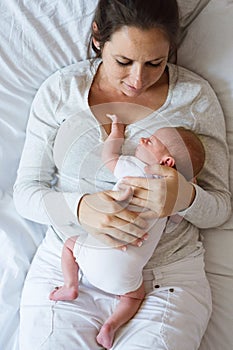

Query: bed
left=0, top=1, right=232, bottom=349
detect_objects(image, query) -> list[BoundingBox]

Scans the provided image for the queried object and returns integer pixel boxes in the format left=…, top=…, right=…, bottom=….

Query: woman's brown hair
left=90, top=0, right=180, bottom=59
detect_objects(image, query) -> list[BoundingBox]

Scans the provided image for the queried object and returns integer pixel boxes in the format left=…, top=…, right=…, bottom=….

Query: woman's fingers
left=145, top=165, right=195, bottom=212
left=105, top=187, right=133, bottom=202
left=116, top=206, right=148, bottom=229
left=92, top=232, right=148, bottom=251
left=97, top=225, right=144, bottom=244
left=97, top=208, right=148, bottom=241
left=78, top=191, right=149, bottom=247
left=121, top=165, right=195, bottom=217
left=92, top=232, right=127, bottom=250
left=139, top=210, right=159, bottom=220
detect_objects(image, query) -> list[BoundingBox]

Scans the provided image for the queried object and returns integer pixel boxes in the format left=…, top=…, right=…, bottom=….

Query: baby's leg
left=96, top=282, right=145, bottom=349
left=49, top=236, right=79, bottom=301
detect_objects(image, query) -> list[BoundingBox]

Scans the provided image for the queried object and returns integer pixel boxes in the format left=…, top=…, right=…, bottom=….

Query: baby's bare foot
left=96, top=323, right=115, bottom=349
left=49, top=285, right=78, bottom=301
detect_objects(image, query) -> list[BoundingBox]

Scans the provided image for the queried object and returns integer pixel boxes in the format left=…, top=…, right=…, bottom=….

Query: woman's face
left=100, top=26, right=170, bottom=97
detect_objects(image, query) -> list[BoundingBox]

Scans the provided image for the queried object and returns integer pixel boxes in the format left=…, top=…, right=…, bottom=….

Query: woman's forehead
left=108, top=26, right=170, bottom=59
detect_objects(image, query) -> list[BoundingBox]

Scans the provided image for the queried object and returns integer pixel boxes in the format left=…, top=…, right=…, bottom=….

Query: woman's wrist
left=177, top=182, right=196, bottom=213
left=188, top=183, right=196, bottom=207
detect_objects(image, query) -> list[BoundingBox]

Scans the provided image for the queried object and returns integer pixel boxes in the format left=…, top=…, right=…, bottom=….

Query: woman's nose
left=130, top=64, right=144, bottom=88
left=132, top=77, right=143, bottom=89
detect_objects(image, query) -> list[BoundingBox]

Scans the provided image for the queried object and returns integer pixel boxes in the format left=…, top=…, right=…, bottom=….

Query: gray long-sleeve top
left=13, top=59, right=231, bottom=267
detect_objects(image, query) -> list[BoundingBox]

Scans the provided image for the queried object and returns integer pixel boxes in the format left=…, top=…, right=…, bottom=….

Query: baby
left=50, top=115, right=205, bottom=349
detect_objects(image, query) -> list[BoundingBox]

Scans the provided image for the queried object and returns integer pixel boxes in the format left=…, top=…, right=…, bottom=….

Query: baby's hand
left=106, top=113, right=118, bottom=123
left=106, top=114, right=125, bottom=137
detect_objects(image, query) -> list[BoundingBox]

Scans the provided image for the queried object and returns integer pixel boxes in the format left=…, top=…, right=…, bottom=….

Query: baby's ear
left=160, top=156, right=175, bottom=168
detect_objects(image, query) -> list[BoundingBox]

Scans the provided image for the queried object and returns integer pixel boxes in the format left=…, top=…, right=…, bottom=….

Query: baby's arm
left=102, top=114, right=126, bottom=173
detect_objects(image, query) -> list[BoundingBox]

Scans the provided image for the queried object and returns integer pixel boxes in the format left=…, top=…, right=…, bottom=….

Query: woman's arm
left=13, top=72, right=148, bottom=244
left=182, top=80, right=231, bottom=228
left=13, top=71, right=83, bottom=233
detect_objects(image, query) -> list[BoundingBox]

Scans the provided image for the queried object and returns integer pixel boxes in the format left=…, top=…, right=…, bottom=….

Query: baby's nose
left=140, top=138, right=145, bottom=144
left=140, top=137, right=148, bottom=144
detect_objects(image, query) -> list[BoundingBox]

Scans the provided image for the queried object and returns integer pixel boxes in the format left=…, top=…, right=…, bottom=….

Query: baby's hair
left=176, top=127, right=205, bottom=180
left=156, top=127, right=205, bottom=180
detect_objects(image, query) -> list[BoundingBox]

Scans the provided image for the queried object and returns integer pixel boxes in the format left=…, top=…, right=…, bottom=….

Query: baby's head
left=135, top=127, right=205, bottom=180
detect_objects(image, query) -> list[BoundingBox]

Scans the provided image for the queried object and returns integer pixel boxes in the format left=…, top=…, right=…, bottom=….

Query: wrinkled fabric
left=19, top=228, right=212, bottom=350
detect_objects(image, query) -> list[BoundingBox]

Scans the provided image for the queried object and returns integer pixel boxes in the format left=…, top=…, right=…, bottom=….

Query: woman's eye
left=147, top=62, right=162, bottom=68
left=116, top=60, right=131, bottom=66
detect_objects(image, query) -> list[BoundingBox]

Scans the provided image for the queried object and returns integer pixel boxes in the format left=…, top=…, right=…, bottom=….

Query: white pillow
left=177, top=0, right=210, bottom=41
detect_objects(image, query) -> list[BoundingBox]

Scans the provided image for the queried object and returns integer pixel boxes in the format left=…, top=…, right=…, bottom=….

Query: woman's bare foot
left=96, top=323, right=115, bottom=349
left=49, top=285, right=78, bottom=301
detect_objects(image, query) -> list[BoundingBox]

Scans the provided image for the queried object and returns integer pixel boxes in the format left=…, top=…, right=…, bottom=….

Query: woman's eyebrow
left=114, top=54, right=167, bottom=62
left=149, top=56, right=167, bottom=62
left=113, top=55, right=131, bottom=60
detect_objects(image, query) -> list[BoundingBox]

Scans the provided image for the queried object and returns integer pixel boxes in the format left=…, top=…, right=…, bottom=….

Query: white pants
left=19, top=227, right=212, bottom=350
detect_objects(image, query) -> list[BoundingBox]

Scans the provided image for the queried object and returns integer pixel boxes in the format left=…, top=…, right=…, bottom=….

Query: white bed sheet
left=1, top=1, right=232, bottom=349
left=178, top=1, right=233, bottom=349
left=0, top=2, right=96, bottom=349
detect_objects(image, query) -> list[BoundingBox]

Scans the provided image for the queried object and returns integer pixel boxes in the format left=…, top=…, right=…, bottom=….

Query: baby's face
left=135, top=134, right=171, bottom=165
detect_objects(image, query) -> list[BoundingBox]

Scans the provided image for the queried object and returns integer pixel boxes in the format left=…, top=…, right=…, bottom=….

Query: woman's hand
left=121, top=164, right=196, bottom=219
left=78, top=188, right=149, bottom=250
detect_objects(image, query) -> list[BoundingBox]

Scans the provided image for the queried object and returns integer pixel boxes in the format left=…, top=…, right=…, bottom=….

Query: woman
left=14, top=0, right=231, bottom=349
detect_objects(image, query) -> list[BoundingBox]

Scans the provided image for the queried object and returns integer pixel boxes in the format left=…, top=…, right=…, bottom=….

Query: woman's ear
left=92, top=38, right=100, bottom=51
left=92, top=22, right=100, bottom=50
left=160, top=156, right=175, bottom=168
